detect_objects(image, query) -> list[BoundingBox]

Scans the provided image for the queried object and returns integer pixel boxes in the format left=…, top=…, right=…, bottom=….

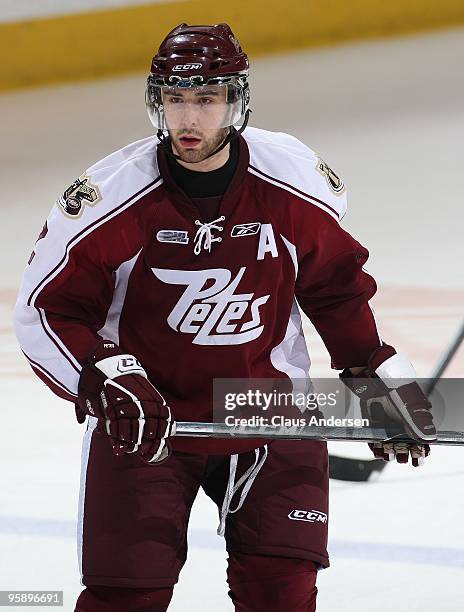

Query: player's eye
left=199, top=97, right=213, bottom=105
left=168, top=97, right=184, bottom=104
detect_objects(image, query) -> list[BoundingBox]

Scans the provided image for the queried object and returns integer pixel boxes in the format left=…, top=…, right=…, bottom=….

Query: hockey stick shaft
left=424, top=319, right=464, bottom=396
left=173, top=422, right=464, bottom=445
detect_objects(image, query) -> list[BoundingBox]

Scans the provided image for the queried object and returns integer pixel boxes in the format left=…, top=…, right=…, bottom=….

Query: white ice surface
left=1, top=27, right=463, bottom=611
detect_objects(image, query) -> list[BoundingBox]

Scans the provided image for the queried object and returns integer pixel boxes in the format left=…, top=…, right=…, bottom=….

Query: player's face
left=164, top=86, right=230, bottom=163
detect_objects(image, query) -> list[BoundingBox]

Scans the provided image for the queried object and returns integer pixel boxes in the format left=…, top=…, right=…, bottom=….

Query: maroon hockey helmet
left=145, top=23, right=251, bottom=131
left=151, top=22, right=249, bottom=79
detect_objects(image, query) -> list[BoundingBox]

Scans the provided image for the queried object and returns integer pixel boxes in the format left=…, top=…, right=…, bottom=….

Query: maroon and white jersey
left=14, top=127, right=381, bottom=453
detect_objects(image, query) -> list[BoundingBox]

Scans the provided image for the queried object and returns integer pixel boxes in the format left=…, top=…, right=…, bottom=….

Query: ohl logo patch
left=152, top=267, right=270, bottom=345
left=57, top=175, right=101, bottom=219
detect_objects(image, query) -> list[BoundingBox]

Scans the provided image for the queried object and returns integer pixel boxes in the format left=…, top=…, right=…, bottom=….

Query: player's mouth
left=179, top=135, right=202, bottom=148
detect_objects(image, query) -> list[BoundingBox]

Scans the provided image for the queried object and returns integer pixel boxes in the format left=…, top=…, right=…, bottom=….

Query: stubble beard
left=170, top=128, right=229, bottom=163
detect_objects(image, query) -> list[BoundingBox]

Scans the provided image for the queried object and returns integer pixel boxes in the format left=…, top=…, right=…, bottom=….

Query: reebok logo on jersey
left=152, top=267, right=270, bottom=345
left=231, top=222, right=261, bottom=237
left=57, top=175, right=101, bottom=219
left=288, top=510, right=327, bottom=524
left=157, top=230, right=189, bottom=244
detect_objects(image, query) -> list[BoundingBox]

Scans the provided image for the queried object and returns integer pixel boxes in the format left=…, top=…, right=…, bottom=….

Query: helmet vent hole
left=177, top=47, right=202, bottom=55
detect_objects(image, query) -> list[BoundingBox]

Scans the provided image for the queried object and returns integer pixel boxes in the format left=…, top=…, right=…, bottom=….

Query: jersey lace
left=193, top=215, right=225, bottom=255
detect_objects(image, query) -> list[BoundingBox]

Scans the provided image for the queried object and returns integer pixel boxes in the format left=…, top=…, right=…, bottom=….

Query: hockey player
left=14, top=23, right=435, bottom=612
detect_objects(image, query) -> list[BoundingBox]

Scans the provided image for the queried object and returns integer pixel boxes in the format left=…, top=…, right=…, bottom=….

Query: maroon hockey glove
left=340, top=344, right=436, bottom=467
left=77, top=340, right=174, bottom=463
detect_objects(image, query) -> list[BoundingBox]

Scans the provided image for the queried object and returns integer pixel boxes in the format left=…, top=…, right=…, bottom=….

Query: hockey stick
left=173, top=421, right=464, bottom=444
left=328, top=453, right=385, bottom=482
left=424, top=319, right=464, bottom=396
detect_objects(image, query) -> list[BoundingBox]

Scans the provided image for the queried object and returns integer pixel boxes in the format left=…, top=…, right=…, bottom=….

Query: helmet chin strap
left=157, top=109, right=251, bottom=164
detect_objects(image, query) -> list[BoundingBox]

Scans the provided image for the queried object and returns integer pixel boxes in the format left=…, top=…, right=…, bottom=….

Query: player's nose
left=180, top=101, right=205, bottom=126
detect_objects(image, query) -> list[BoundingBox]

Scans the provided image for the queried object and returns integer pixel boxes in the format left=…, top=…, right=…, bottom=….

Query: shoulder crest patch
left=315, top=158, right=345, bottom=195
left=57, top=175, right=101, bottom=218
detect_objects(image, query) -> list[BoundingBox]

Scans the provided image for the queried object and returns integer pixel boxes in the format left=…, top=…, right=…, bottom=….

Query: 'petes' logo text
left=288, top=510, right=327, bottom=524
left=152, top=267, right=270, bottom=345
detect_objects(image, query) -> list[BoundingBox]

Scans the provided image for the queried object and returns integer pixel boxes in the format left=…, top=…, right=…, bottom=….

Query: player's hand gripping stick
left=340, top=344, right=437, bottom=466
left=76, top=341, right=174, bottom=463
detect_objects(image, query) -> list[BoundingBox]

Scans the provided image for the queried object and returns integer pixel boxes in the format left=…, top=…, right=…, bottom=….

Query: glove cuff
left=89, top=339, right=147, bottom=380
left=368, top=344, right=416, bottom=382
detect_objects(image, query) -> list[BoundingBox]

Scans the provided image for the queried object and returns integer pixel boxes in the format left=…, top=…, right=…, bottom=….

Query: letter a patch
left=257, top=224, right=278, bottom=260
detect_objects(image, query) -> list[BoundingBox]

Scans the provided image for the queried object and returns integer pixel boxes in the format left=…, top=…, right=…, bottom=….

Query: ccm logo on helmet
left=173, top=63, right=202, bottom=71
left=288, top=510, right=327, bottom=523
